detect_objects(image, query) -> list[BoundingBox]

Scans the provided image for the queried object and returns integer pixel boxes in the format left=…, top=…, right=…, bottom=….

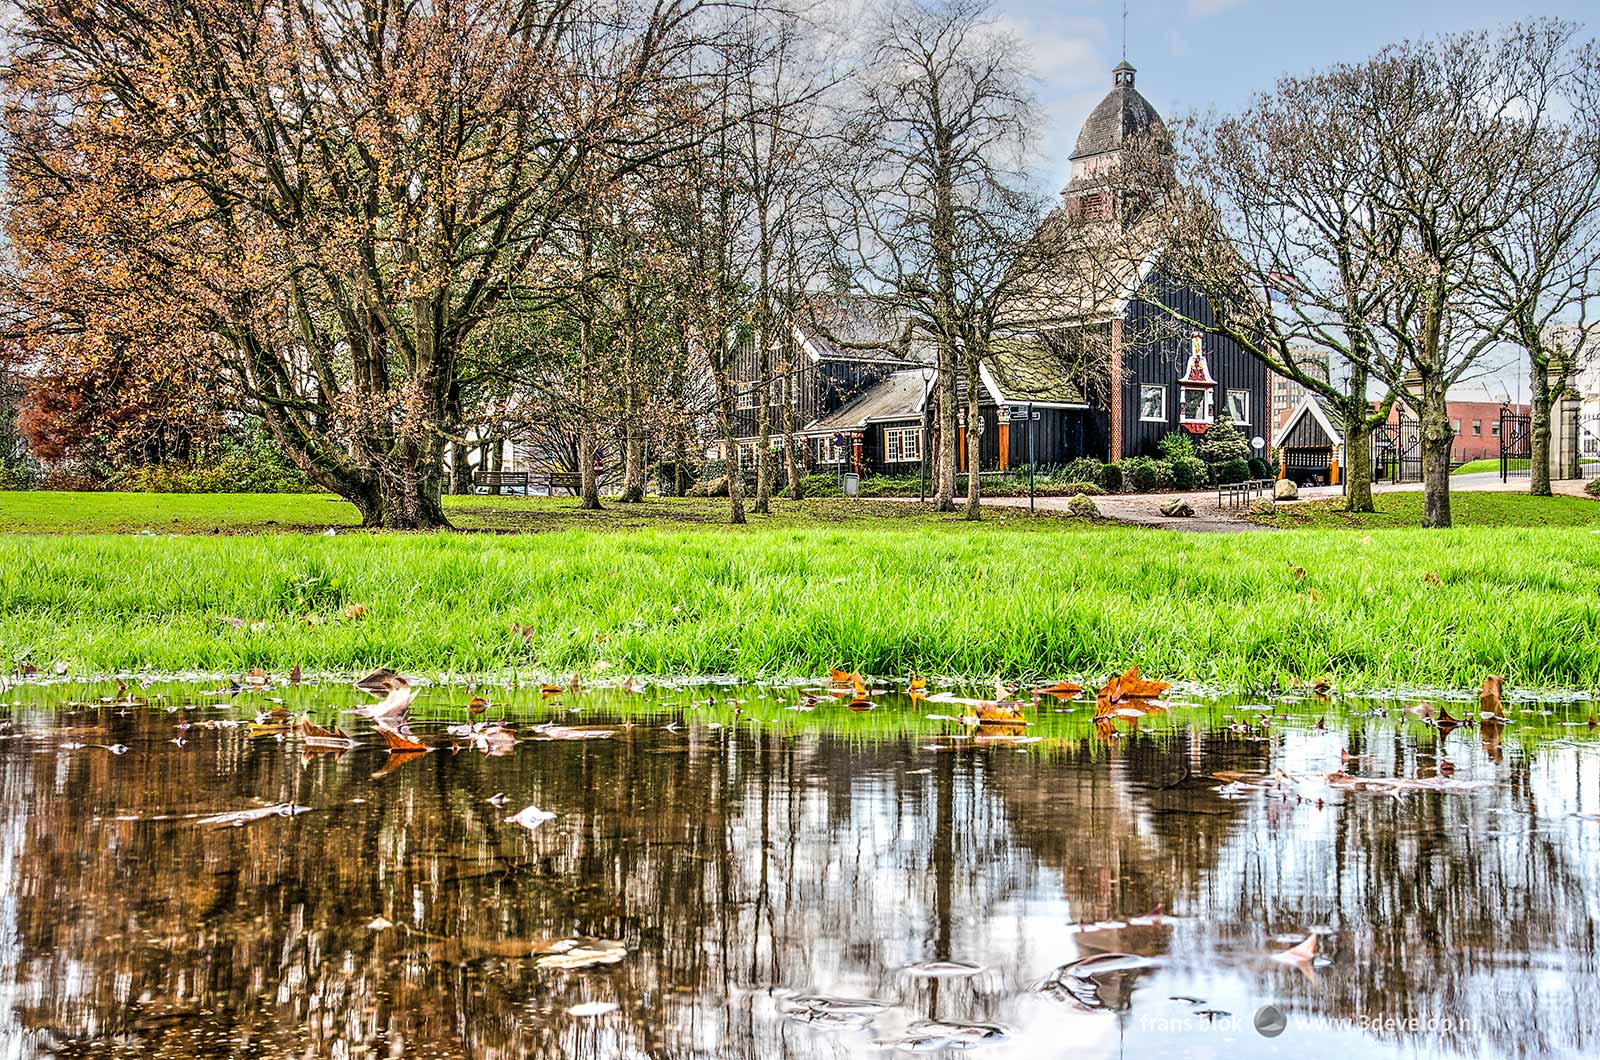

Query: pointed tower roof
left=1070, top=61, right=1166, bottom=161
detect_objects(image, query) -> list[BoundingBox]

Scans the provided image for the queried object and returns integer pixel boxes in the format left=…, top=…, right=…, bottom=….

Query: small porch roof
left=807, top=370, right=929, bottom=434
left=1277, top=395, right=1344, bottom=448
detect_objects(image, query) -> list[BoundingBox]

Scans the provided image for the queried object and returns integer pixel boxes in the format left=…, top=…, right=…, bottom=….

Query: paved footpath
left=972, top=472, right=1592, bottom=533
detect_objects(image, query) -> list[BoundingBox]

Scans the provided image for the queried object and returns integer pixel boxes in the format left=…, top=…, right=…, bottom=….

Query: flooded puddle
left=0, top=676, right=1597, bottom=1058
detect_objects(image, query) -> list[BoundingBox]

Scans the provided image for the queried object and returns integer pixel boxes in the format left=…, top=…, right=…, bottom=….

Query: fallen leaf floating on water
left=468, top=695, right=489, bottom=718
left=1037, top=953, right=1159, bottom=1011
left=532, top=725, right=621, bottom=741
left=1034, top=680, right=1083, bottom=700
left=568, top=1002, right=619, bottom=1018
left=359, top=684, right=418, bottom=721
left=299, top=717, right=355, bottom=750
left=447, top=721, right=516, bottom=754
left=535, top=938, right=627, bottom=970
left=539, top=684, right=564, bottom=697
left=874, top=1021, right=1009, bottom=1052
left=289, top=664, right=302, bottom=686
left=1480, top=675, right=1507, bottom=721
left=375, top=721, right=428, bottom=753
left=1098, top=666, right=1172, bottom=705
left=973, top=702, right=1029, bottom=727
left=505, top=805, right=556, bottom=831
left=353, top=668, right=409, bottom=695
left=901, top=959, right=985, bottom=979
left=827, top=667, right=861, bottom=686
left=777, top=994, right=891, bottom=1031
left=847, top=674, right=875, bottom=711
left=197, top=804, right=310, bottom=828
left=907, top=675, right=927, bottom=698
left=994, top=676, right=1018, bottom=702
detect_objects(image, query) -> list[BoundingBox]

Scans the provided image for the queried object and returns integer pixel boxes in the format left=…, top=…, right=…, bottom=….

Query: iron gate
left=1499, top=404, right=1532, bottom=481
left=1374, top=413, right=1423, bottom=483
left=1580, top=412, right=1600, bottom=480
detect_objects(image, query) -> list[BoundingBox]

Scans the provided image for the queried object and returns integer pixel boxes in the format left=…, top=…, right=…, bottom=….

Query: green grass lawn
left=1452, top=459, right=1501, bottom=475
left=0, top=491, right=1079, bottom=535
left=1250, top=489, right=1600, bottom=530
left=2, top=489, right=1598, bottom=690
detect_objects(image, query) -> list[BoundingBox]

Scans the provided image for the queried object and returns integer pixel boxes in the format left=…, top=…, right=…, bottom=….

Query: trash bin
left=842, top=473, right=860, bottom=496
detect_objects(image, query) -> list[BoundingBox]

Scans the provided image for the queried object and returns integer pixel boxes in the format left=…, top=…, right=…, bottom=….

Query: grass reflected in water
left=0, top=677, right=1597, bottom=1059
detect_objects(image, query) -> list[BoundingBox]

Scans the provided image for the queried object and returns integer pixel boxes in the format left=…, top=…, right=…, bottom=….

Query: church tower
left=1064, top=61, right=1168, bottom=221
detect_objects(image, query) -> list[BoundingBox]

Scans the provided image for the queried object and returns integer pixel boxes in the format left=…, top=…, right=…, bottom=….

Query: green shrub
left=1100, top=461, right=1124, bottom=492
left=114, top=433, right=316, bottom=493
left=1158, top=432, right=1197, bottom=462
left=794, top=473, right=843, bottom=498
left=1248, top=456, right=1272, bottom=481
left=1152, top=459, right=1175, bottom=491
left=1170, top=455, right=1209, bottom=490
left=1122, top=456, right=1158, bottom=492
left=1216, top=457, right=1251, bottom=484
left=1065, top=457, right=1104, bottom=487
left=1199, top=416, right=1251, bottom=464
left=1586, top=479, right=1600, bottom=498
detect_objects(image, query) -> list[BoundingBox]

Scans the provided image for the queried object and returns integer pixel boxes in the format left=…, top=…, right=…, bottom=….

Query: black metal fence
left=1374, top=413, right=1423, bottom=483
left=1499, top=405, right=1531, bottom=481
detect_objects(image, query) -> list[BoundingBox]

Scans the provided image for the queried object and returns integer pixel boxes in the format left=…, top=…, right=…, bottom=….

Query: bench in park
left=545, top=471, right=582, bottom=496
left=473, top=470, right=530, bottom=495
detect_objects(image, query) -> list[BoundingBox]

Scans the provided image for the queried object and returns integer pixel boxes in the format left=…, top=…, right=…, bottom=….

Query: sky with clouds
left=997, top=0, right=1595, bottom=400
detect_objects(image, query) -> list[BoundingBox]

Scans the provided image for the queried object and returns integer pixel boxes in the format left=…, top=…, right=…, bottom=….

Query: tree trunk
left=753, top=385, right=772, bottom=514
left=935, top=343, right=957, bottom=511
left=578, top=426, right=602, bottom=510
left=783, top=370, right=802, bottom=500
left=450, top=442, right=472, bottom=496
left=619, top=429, right=645, bottom=503
left=724, top=436, right=747, bottom=524
left=963, top=351, right=982, bottom=521
left=1342, top=411, right=1375, bottom=514
left=1419, top=382, right=1453, bottom=528
left=1529, top=366, right=1552, bottom=497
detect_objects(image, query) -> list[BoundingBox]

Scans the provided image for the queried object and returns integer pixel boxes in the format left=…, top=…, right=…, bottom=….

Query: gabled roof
left=1277, top=394, right=1344, bottom=448
left=980, top=337, right=1087, bottom=407
left=792, top=294, right=915, bottom=363
left=807, top=370, right=928, bottom=433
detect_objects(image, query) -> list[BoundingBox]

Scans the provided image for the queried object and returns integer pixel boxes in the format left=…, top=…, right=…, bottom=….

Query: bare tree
left=828, top=0, right=1049, bottom=519
left=1466, top=27, right=1600, bottom=496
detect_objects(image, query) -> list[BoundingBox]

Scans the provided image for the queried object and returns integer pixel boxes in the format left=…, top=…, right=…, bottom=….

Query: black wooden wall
left=1121, top=265, right=1269, bottom=459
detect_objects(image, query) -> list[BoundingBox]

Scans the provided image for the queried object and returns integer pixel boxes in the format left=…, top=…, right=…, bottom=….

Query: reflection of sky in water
left=0, top=680, right=1594, bottom=1059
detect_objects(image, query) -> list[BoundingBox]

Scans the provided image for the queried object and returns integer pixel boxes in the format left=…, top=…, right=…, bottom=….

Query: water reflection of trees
left=0, top=706, right=1593, bottom=1059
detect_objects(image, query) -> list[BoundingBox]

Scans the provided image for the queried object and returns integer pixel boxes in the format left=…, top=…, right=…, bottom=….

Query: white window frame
left=1226, top=388, right=1250, bottom=425
left=1179, top=386, right=1214, bottom=426
left=1139, top=384, right=1167, bottom=423
left=736, top=387, right=757, bottom=411
left=884, top=426, right=921, bottom=463
left=815, top=436, right=845, bottom=463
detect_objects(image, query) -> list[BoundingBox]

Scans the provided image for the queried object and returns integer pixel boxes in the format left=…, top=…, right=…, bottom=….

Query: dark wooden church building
left=731, top=61, right=1268, bottom=477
